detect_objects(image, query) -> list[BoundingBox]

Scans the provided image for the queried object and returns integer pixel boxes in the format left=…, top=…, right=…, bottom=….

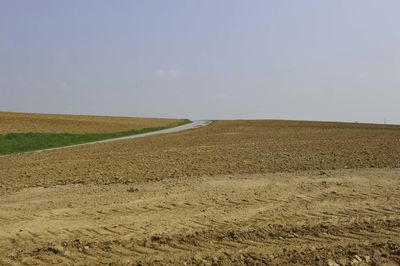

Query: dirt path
left=1, top=168, right=399, bottom=265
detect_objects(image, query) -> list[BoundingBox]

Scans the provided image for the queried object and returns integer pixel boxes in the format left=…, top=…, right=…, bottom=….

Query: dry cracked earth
left=0, top=120, right=400, bottom=265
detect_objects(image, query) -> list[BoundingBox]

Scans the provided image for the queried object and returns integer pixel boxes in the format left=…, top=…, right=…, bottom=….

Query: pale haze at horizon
left=1, top=1, right=399, bottom=124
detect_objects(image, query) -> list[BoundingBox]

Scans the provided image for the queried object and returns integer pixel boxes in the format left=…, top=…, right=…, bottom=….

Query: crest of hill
left=0, top=112, right=182, bottom=134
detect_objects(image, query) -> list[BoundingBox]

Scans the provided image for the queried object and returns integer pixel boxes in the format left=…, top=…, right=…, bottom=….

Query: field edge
left=0, top=119, right=191, bottom=156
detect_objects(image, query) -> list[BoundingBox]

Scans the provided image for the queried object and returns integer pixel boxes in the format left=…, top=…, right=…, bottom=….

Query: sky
left=1, top=0, right=400, bottom=123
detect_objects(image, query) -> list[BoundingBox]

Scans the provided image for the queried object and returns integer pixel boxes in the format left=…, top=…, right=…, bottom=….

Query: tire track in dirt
left=0, top=168, right=399, bottom=264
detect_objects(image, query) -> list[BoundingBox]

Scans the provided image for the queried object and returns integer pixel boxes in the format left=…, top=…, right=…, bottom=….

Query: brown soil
left=1, top=120, right=399, bottom=192
left=0, top=112, right=180, bottom=134
left=0, top=120, right=399, bottom=265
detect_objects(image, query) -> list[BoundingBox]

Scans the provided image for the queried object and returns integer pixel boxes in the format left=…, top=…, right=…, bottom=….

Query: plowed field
left=0, top=120, right=399, bottom=265
left=0, top=112, right=181, bottom=134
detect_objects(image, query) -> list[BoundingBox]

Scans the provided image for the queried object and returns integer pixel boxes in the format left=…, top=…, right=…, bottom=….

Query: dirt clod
left=127, top=187, right=139, bottom=192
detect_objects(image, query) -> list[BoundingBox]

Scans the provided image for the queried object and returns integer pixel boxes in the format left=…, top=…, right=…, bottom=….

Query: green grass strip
left=0, top=119, right=191, bottom=155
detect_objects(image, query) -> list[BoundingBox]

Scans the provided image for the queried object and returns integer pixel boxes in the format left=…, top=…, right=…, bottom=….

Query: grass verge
left=0, top=119, right=191, bottom=155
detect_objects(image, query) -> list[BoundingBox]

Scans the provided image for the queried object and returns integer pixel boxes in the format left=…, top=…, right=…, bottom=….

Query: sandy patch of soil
left=0, top=168, right=399, bottom=265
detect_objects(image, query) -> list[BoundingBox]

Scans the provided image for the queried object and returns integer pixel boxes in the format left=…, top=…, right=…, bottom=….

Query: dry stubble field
left=0, top=112, right=180, bottom=134
left=0, top=120, right=400, bottom=265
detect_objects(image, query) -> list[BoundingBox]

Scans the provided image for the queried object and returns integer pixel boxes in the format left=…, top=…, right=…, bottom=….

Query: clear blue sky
left=1, top=0, right=399, bottom=123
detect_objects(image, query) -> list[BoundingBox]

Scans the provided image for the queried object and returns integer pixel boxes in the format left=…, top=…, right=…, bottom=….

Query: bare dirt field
left=1, top=120, right=399, bottom=192
left=0, top=112, right=180, bottom=134
left=0, top=120, right=399, bottom=265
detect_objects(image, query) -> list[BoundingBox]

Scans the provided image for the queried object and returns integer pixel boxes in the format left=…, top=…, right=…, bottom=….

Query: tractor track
left=0, top=168, right=399, bottom=265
